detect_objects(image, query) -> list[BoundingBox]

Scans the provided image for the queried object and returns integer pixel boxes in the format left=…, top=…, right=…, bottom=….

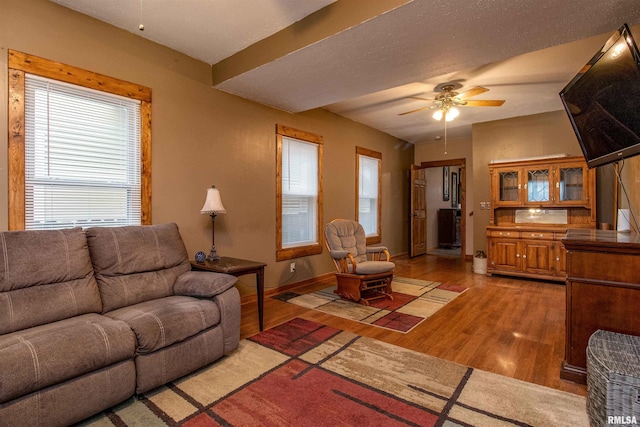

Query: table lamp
left=200, top=185, right=226, bottom=261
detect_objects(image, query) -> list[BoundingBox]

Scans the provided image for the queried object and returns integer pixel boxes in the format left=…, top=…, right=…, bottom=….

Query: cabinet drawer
left=568, top=252, right=640, bottom=284
left=489, top=230, right=519, bottom=238
left=521, top=231, right=554, bottom=240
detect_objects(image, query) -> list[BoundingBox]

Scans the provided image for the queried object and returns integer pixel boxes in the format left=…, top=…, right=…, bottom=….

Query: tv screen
left=560, top=24, right=640, bottom=168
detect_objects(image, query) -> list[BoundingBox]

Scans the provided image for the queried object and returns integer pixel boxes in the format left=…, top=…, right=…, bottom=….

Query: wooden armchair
left=324, top=219, right=395, bottom=305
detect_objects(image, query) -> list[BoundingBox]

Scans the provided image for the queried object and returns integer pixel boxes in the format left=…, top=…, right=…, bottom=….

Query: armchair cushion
left=325, top=220, right=368, bottom=263
left=174, top=271, right=238, bottom=298
left=354, top=260, right=395, bottom=275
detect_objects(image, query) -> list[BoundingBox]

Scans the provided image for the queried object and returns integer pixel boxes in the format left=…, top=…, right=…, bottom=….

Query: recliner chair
left=324, top=219, right=395, bottom=305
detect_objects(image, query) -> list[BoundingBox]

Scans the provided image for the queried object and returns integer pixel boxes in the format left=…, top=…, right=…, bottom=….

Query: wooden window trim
left=7, top=50, right=151, bottom=230
left=276, top=124, right=323, bottom=261
left=356, top=146, right=382, bottom=245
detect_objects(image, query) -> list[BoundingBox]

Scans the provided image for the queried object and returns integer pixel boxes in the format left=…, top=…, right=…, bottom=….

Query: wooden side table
left=191, top=256, right=267, bottom=331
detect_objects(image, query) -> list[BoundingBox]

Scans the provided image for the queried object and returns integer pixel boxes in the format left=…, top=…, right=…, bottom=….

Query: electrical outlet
left=290, top=262, right=296, bottom=273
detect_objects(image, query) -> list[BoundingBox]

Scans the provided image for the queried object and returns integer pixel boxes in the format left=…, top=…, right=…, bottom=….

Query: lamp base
left=206, top=245, right=220, bottom=261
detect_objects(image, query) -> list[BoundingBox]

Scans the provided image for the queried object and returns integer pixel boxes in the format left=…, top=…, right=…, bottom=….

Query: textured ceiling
left=51, top=0, right=337, bottom=64
left=50, top=0, right=640, bottom=143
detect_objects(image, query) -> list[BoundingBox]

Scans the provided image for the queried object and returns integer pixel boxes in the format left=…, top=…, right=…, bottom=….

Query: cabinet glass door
left=559, top=167, right=584, bottom=202
left=499, top=171, right=519, bottom=202
left=526, top=169, right=550, bottom=203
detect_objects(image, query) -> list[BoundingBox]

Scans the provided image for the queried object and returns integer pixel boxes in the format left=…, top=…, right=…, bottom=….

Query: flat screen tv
left=560, top=24, right=640, bottom=168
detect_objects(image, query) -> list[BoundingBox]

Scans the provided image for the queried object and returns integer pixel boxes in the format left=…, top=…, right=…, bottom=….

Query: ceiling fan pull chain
left=139, top=0, right=145, bottom=31
left=444, top=119, right=448, bottom=155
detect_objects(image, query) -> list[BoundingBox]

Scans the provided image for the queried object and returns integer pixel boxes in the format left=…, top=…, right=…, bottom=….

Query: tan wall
left=0, top=0, right=414, bottom=296
left=618, top=156, right=640, bottom=231
left=414, top=135, right=474, bottom=255
left=471, top=111, right=584, bottom=252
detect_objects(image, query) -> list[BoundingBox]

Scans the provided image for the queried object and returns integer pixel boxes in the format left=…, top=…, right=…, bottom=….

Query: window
left=276, top=124, right=323, bottom=261
left=8, top=50, right=151, bottom=230
left=356, top=147, right=382, bottom=244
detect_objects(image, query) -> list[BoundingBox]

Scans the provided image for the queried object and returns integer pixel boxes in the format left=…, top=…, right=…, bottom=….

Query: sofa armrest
left=174, top=271, right=238, bottom=298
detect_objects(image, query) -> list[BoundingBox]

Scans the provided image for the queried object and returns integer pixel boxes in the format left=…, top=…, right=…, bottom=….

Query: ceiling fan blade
left=398, top=105, right=434, bottom=116
left=408, top=96, right=435, bottom=101
left=455, top=86, right=489, bottom=100
left=463, top=99, right=505, bottom=107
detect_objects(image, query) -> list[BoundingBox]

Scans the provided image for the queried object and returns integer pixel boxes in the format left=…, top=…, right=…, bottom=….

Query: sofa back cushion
left=86, top=223, right=191, bottom=312
left=0, top=228, right=101, bottom=335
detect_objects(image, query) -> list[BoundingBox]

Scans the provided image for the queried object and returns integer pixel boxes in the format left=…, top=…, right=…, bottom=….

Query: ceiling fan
left=399, top=84, right=505, bottom=121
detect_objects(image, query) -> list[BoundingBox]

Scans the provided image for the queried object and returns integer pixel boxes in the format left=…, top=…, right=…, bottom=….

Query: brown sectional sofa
left=0, top=223, right=241, bottom=426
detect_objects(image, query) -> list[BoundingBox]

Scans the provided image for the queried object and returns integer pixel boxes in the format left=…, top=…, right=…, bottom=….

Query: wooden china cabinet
left=486, top=156, right=596, bottom=282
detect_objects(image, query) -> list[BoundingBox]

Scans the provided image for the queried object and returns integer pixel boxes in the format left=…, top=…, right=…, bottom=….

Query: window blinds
left=24, top=74, right=142, bottom=230
left=358, top=155, right=379, bottom=236
left=281, top=136, right=318, bottom=247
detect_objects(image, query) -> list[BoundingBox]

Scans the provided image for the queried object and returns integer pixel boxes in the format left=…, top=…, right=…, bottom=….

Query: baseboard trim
left=240, top=252, right=420, bottom=305
left=240, top=252, right=436, bottom=304
left=240, top=272, right=335, bottom=305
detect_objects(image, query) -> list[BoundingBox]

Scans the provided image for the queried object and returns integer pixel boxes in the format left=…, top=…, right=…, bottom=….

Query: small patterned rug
left=273, top=276, right=467, bottom=333
left=81, top=318, right=588, bottom=426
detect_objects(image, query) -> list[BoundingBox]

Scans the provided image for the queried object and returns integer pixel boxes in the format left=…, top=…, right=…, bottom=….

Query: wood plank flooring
left=240, top=254, right=587, bottom=396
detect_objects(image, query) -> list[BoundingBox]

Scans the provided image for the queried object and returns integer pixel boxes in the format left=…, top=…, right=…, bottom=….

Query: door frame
left=420, top=158, right=467, bottom=260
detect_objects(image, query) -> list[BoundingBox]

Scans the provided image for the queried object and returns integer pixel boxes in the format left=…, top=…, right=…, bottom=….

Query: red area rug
left=85, top=318, right=588, bottom=426
left=273, top=276, right=467, bottom=333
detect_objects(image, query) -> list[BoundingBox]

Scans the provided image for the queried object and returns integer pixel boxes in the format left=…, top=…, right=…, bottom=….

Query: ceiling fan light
left=432, top=109, right=444, bottom=121
left=446, top=107, right=460, bottom=121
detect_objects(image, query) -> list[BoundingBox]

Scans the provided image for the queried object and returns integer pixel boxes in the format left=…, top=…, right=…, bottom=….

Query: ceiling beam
left=211, top=0, right=411, bottom=86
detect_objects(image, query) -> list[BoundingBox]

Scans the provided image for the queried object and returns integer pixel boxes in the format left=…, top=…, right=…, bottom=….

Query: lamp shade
left=200, top=186, right=227, bottom=214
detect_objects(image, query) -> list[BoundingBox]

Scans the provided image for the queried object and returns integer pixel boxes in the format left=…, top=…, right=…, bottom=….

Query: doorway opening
left=410, top=159, right=466, bottom=259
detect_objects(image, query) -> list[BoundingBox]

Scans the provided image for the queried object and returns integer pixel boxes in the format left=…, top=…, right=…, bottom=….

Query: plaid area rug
left=273, top=276, right=467, bottom=333
left=82, top=318, right=588, bottom=426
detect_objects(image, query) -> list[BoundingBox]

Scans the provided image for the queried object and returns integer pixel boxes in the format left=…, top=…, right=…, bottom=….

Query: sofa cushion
left=0, top=228, right=101, bottom=334
left=86, top=223, right=191, bottom=312
left=0, top=313, right=135, bottom=403
left=105, top=295, right=221, bottom=353
left=95, top=264, right=191, bottom=313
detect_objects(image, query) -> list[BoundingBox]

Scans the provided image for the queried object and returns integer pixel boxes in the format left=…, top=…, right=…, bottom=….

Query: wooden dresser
left=561, top=229, right=640, bottom=383
left=486, top=156, right=596, bottom=282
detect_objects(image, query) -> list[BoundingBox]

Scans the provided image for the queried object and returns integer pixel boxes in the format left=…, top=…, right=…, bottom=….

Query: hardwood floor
left=240, top=254, right=587, bottom=397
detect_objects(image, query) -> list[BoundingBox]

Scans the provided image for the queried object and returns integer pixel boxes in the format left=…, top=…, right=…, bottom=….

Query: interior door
left=410, top=164, right=427, bottom=257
